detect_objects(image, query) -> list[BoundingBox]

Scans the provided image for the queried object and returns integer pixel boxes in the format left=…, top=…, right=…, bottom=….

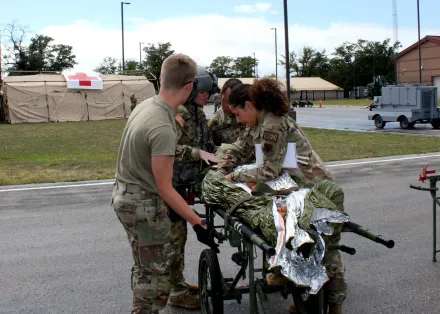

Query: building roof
left=396, top=35, right=440, bottom=60
left=217, top=77, right=342, bottom=91
left=3, top=73, right=150, bottom=83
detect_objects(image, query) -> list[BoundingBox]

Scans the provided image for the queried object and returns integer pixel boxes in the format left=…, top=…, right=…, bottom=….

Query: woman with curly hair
left=217, top=78, right=346, bottom=314
left=218, top=78, right=333, bottom=188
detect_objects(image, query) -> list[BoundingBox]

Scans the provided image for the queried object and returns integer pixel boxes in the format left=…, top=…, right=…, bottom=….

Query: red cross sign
left=63, top=71, right=103, bottom=89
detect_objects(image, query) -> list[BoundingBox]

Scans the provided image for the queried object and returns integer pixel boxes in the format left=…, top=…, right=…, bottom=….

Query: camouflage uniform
left=168, top=102, right=215, bottom=302
left=208, top=107, right=246, bottom=146
left=112, top=96, right=179, bottom=314
left=113, top=183, right=175, bottom=314
left=213, top=93, right=221, bottom=112
left=218, top=110, right=347, bottom=305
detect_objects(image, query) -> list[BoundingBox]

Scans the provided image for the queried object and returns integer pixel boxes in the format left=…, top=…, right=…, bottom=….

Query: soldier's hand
left=199, top=150, right=219, bottom=165
left=193, top=224, right=220, bottom=253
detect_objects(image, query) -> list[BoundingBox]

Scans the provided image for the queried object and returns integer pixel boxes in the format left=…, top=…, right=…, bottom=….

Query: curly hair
left=228, top=78, right=289, bottom=116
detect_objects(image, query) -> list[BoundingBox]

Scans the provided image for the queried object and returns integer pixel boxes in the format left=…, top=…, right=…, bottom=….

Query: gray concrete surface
left=204, top=106, right=440, bottom=136
left=1, top=153, right=440, bottom=314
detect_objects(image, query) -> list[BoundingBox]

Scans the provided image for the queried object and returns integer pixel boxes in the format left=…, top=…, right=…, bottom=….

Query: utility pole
left=252, top=52, right=256, bottom=78
left=139, top=42, right=144, bottom=70
left=283, top=0, right=291, bottom=104
left=271, top=27, right=278, bottom=79
left=121, top=2, right=130, bottom=73
left=416, top=0, right=422, bottom=84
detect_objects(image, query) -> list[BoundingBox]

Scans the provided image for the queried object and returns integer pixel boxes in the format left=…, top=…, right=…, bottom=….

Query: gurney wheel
left=199, top=249, right=224, bottom=314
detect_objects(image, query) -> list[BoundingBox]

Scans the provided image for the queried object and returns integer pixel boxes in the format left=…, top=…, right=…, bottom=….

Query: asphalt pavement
left=204, top=106, right=440, bottom=136
left=1, top=153, right=440, bottom=314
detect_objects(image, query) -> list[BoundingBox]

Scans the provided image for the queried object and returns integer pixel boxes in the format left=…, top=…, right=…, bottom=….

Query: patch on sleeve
left=175, top=114, right=185, bottom=128
left=262, top=131, right=278, bottom=142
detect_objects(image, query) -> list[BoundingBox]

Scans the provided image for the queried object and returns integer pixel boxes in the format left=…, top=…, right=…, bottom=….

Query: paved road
left=204, top=106, right=440, bottom=136
left=1, top=153, right=440, bottom=314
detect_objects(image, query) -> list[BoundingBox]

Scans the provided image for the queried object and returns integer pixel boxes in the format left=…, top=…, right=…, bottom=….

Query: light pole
left=416, top=0, right=422, bottom=84
left=139, top=42, right=144, bottom=70
left=252, top=52, right=256, bottom=78
left=283, top=0, right=290, bottom=104
left=270, top=28, right=278, bottom=79
left=121, top=2, right=130, bottom=73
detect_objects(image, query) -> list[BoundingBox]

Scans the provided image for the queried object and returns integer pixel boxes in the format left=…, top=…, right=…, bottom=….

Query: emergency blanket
left=201, top=168, right=349, bottom=294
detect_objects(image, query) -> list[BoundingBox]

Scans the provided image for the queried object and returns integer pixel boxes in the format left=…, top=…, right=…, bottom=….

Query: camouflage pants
left=167, top=187, right=190, bottom=294
left=322, top=242, right=347, bottom=305
left=169, top=219, right=188, bottom=294
left=112, top=182, right=176, bottom=314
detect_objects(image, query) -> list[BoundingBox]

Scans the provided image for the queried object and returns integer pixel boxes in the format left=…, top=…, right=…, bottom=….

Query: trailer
left=368, top=85, right=440, bottom=129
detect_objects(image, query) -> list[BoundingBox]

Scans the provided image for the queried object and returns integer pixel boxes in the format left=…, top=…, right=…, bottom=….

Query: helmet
left=186, top=66, right=220, bottom=104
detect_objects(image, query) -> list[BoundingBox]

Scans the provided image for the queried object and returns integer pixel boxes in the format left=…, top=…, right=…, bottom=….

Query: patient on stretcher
left=200, top=166, right=349, bottom=294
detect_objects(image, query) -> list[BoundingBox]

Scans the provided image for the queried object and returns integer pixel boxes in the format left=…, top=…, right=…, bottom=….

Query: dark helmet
left=186, top=66, right=220, bottom=104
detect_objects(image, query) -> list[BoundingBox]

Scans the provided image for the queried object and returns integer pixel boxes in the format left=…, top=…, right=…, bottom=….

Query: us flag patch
left=175, top=114, right=185, bottom=128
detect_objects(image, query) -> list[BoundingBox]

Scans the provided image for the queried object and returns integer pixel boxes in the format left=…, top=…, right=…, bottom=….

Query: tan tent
left=0, top=74, right=156, bottom=124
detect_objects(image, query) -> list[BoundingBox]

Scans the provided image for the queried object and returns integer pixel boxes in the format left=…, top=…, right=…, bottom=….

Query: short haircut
left=221, top=78, right=243, bottom=94
left=160, top=54, right=197, bottom=90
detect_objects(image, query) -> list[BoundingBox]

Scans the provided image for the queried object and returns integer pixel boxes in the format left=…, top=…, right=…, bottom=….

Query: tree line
left=1, top=21, right=400, bottom=95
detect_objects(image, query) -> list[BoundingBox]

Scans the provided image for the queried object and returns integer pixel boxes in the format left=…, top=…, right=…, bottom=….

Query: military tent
left=0, top=74, right=156, bottom=124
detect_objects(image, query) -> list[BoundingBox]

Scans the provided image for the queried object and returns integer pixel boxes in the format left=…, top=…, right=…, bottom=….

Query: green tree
left=3, top=23, right=77, bottom=75
left=326, top=39, right=400, bottom=93
left=94, top=57, right=119, bottom=74
left=208, top=56, right=234, bottom=77
left=143, top=42, right=174, bottom=83
left=278, top=51, right=299, bottom=76
left=232, top=56, right=258, bottom=77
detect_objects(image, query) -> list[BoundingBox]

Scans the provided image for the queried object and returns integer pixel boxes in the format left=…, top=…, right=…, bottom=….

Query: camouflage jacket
left=218, top=110, right=333, bottom=187
left=173, top=102, right=215, bottom=186
left=208, top=108, right=246, bottom=146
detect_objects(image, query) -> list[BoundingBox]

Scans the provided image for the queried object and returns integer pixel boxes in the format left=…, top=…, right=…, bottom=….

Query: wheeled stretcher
left=179, top=183, right=395, bottom=314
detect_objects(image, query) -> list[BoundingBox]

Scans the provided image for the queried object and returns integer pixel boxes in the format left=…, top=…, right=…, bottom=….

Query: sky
left=1, top=0, right=440, bottom=77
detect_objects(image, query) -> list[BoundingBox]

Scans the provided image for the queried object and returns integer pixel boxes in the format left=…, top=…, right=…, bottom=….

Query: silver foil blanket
left=268, top=191, right=349, bottom=294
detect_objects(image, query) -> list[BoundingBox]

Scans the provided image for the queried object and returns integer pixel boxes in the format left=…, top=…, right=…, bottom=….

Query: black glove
left=193, top=224, right=220, bottom=253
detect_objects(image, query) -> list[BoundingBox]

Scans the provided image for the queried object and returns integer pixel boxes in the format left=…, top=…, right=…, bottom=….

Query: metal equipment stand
left=410, top=165, right=440, bottom=262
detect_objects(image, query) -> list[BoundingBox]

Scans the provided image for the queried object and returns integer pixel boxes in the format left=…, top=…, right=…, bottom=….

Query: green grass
left=1, top=119, right=439, bottom=186
left=312, top=99, right=375, bottom=106
left=313, top=98, right=440, bottom=107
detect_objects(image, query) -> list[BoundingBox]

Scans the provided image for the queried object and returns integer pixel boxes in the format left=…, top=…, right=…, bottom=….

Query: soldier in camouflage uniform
left=213, top=92, right=221, bottom=112
left=112, top=54, right=217, bottom=314
left=167, top=66, right=220, bottom=309
left=208, top=78, right=246, bottom=146
left=218, top=79, right=346, bottom=314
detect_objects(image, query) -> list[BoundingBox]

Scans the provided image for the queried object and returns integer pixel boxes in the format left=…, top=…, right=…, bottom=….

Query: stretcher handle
left=410, top=184, right=438, bottom=192
left=327, top=244, right=356, bottom=255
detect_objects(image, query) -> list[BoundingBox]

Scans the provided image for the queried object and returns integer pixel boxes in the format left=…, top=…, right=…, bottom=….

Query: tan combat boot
left=167, top=290, right=200, bottom=309
left=266, top=273, right=287, bottom=286
left=185, top=282, right=199, bottom=293
left=328, top=304, right=343, bottom=314
left=289, top=303, right=297, bottom=313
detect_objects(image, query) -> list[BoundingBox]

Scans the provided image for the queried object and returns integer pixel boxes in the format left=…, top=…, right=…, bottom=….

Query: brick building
left=396, top=35, right=440, bottom=96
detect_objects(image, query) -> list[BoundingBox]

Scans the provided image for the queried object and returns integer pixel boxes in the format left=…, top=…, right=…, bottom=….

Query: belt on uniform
left=115, top=181, right=155, bottom=198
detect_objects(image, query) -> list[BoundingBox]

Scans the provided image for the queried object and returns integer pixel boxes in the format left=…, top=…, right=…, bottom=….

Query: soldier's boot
left=288, top=303, right=298, bottom=313
left=185, top=282, right=199, bottom=293
left=167, top=290, right=200, bottom=309
left=266, top=273, right=287, bottom=286
left=328, top=304, right=343, bottom=314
